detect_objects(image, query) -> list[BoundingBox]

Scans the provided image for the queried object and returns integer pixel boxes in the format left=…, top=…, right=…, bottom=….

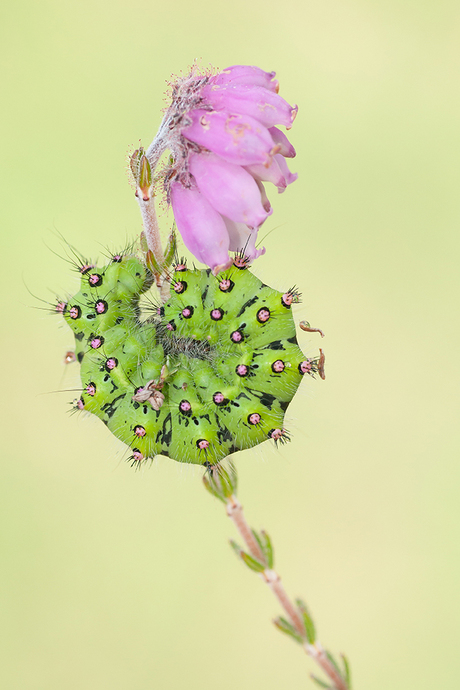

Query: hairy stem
left=134, top=117, right=171, bottom=300
left=226, top=496, right=265, bottom=562
left=306, top=643, right=349, bottom=690
left=136, top=195, right=165, bottom=269
left=262, top=569, right=306, bottom=638
left=223, top=491, right=350, bottom=690
left=145, top=113, right=169, bottom=168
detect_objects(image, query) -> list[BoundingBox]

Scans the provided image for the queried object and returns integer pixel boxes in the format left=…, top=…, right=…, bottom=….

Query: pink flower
left=149, top=64, right=298, bottom=274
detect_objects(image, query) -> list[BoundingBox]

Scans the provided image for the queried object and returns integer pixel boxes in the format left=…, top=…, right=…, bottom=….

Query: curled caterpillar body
left=62, top=252, right=317, bottom=467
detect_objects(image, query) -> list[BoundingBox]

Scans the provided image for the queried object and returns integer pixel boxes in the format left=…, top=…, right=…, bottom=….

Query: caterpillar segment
left=62, top=252, right=317, bottom=467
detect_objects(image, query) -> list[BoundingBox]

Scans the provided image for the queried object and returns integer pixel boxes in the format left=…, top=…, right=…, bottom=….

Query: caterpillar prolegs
left=60, top=251, right=321, bottom=467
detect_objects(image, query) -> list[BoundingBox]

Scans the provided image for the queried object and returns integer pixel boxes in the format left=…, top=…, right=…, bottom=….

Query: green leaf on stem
left=273, top=616, right=303, bottom=644
left=130, top=147, right=144, bottom=179
left=341, top=654, right=351, bottom=688
left=251, top=529, right=264, bottom=553
left=325, top=651, right=343, bottom=680
left=260, top=530, right=274, bottom=569
left=230, top=540, right=266, bottom=573
left=219, top=461, right=238, bottom=497
left=296, top=598, right=316, bottom=644
left=203, top=462, right=237, bottom=501
left=230, top=539, right=242, bottom=556
left=240, top=550, right=266, bottom=573
left=145, top=249, right=165, bottom=276
left=138, top=154, right=152, bottom=192
left=140, top=230, right=148, bottom=253
left=203, top=474, right=226, bottom=503
left=251, top=529, right=273, bottom=568
left=164, top=227, right=177, bottom=268
left=310, top=674, right=333, bottom=689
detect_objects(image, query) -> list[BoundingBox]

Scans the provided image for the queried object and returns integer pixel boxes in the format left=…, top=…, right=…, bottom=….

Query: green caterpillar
left=59, top=251, right=320, bottom=467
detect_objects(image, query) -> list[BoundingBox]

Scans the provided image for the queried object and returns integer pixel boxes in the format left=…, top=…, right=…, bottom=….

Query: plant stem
left=305, top=643, right=349, bottom=690
left=136, top=194, right=165, bottom=270
left=226, top=496, right=265, bottom=562
left=134, top=117, right=171, bottom=300
left=263, top=568, right=306, bottom=638
left=224, top=492, right=350, bottom=690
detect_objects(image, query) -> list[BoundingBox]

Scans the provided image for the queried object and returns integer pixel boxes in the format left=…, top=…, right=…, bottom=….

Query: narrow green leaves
left=240, top=551, right=266, bottom=573
left=139, top=226, right=176, bottom=277
left=273, top=616, right=303, bottom=644
left=312, top=650, right=351, bottom=690
left=164, top=228, right=177, bottom=267
left=129, top=147, right=144, bottom=181
left=201, top=457, right=352, bottom=690
left=310, top=674, right=333, bottom=689
left=251, top=529, right=274, bottom=569
left=202, top=462, right=237, bottom=502
left=325, top=651, right=342, bottom=679
left=341, top=654, right=351, bottom=688
left=230, top=539, right=242, bottom=559
left=138, top=153, right=152, bottom=193
left=230, top=540, right=266, bottom=573
left=295, top=599, right=351, bottom=688
left=146, top=248, right=165, bottom=276
left=202, top=476, right=226, bottom=503
left=140, top=230, right=148, bottom=253
left=139, top=230, right=163, bottom=276
left=296, top=598, right=316, bottom=644
left=130, top=147, right=153, bottom=201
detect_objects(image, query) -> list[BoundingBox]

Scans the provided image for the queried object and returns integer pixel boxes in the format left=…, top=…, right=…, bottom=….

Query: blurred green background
left=1, top=1, right=459, bottom=688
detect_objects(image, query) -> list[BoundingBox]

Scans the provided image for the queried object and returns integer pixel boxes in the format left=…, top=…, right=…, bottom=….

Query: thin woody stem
left=136, top=195, right=165, bottom=269
left=133, top=152, right=172, bottom=302
left=132, top=127, right=171, bottom=300
left=136, top=194, right=171, bottom=303
left=263, top=569, right=305, bottom=638
left=145, top=113, right=169, bottom=167
left=226, top=496, right=265, bottom=562
left=306, top=643, right=349, bottom=690
left=224, top=492, right=349, bottom=690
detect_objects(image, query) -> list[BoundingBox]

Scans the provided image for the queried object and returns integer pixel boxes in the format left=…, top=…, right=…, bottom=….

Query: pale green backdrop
left=1, top=1, right=459, bottom=688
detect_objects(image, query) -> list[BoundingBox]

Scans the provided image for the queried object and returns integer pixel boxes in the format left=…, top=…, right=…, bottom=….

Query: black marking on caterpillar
left=100, top=394, right=125, bottom=419
left=201, top=284, right=209, bottom=304
left=237, top=296, right=258, bottom=317
left=245, top=387, right=277, bottom=411
left=60, top=251, right=316, bottom=466
left=214, top=413, right=233, bottom=444
left=263, top=340, right=285, bottom=351
left=156, top=412, right=173, bottom=446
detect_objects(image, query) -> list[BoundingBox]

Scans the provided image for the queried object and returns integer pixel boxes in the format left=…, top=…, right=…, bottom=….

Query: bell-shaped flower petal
left=274, top=153, right=298, bottom=185
left=153, top=64, right=298, bottom=271
left=210, top=65, right=279, bottom=93
left=189, top=152, right=271, bottom=228
left=170, top=181, right=231, bottom=272
left=201, top=84, right=298, bottom=129
left=222, top=217, right=266, bottom=261
left=268, top=126, right=296, bottom=158
left=255, top=180, right=271, bottom=212
left=245, top=157, right=287, bottom=192
left=181, top=109, right=276, bottom=166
